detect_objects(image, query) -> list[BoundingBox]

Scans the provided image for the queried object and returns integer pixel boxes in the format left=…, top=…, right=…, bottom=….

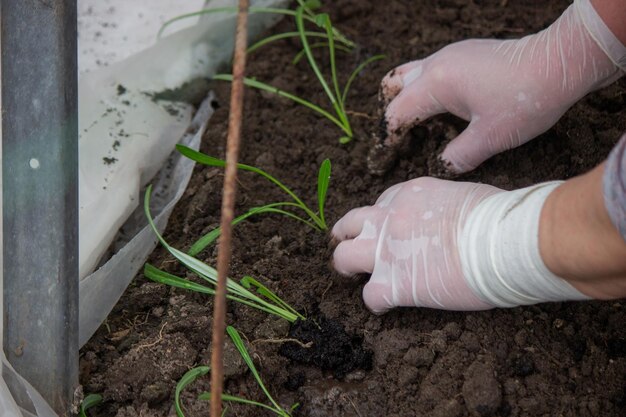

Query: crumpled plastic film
left=78, top=94, right=214, bottom=347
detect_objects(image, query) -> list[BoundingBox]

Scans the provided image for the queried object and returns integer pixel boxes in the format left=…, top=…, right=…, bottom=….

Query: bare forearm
left=539, top=163, right=626, bottom=299
left=592, top=0, right=626, bottom=44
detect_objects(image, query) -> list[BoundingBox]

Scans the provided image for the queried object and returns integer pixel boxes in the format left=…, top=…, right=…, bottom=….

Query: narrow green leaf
left=292, top=42, right=351, bottom=65
left=341, top=54, right=386, bottom=104
left=143, top=186, right=299, bottom=322
left=212, top=75, right=351, bottom=138
left=295, top=7, right=337, bottom=108
left=303, top=0, right=321, bottom=10
left=158, top=5, right=353, bottom=48
left=144, top=263, right=216, bottom=295
left=159, top=7, right=298, bottom=38
left=144, top=264, right=288, bottom=316
left=247, top=31, right=332, bottom=54
left=199, top=393, right=283, bottom=415
left=339, top=136, right=351, bottom=144
left=240, top=276, right=305, bottom=320
left=177, top=143, right=326, bottom=227
left=314, top=13, right=330, bottom=28
left=189, top=202, right=318, bottom=256
left=323, top=14, right=351, bottom=136
left=176, top=145, right=302, bottom=205
left=317, top=159, right=331, bottom=229
left=227, top=327, right=283, bottom=412
left=196, top=329, right=296, bottom=416
left=175, top=366, right=210, bottom=417
left=188, top=228, right=221, bottom=256
left=80, top=394, right=103, bottom=417
left=175, top=146, right=225, bottom=168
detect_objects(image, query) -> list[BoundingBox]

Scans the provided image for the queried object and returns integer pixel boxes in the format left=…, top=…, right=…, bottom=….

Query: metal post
left=1, top=0, right=78, bottom=415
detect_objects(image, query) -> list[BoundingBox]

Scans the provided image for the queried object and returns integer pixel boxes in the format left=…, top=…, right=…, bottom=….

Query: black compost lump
left=279, top=315, right=372, bottom=378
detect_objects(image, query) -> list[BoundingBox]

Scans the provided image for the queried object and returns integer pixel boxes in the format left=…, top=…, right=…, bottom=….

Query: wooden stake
left=210, top=1, right=249, bottom=416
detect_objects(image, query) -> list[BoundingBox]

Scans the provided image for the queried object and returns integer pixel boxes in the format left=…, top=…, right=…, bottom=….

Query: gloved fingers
left=332, top=238, right=376, bottom=276
left=374, top=183, right=403, bottom=207
left=379, top=60, right=423, bottom=106
left=440, top=120, right=523, bottom=174
left=382, top=82, right=446, bottom=147
left=368, top=81, right=448, bottom=176
left=362, top=279, right=394, bottom=314
left=331, top=206, right=379, bottom=241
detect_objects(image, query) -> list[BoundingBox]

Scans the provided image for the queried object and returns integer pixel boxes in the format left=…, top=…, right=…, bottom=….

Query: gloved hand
left=368, top=0, right=625, bottom=176
left=331, top=178, right=588, bottom=313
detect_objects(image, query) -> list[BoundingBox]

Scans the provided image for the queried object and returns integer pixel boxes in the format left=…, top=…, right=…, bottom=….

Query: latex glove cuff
left=459, top=182, right=590, bottom=307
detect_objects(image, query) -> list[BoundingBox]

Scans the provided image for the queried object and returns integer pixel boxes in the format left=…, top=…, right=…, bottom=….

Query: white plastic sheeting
left=0, top=0, right=288, bottom=415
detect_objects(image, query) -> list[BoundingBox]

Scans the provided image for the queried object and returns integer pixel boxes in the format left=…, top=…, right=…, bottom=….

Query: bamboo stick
left=210, top=1, right=249, bottom=416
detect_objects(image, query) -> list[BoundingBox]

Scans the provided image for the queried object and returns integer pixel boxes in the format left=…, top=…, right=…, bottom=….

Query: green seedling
left=214, top=5, right=384, bottom=143
left=80, top=394, right=103, bottom=417
left=175, top=366, right=210, bottom=417
left=176, top=145, right=331, bottom=256
left=174, top=327, right=298, bottom=417
left=158, top=0, right=354, bottom=49
left=200, top=327, right=299, bottom=416
left=160, top=1, right=382, bottom=142
left=144, top=185, right=304, bottom=323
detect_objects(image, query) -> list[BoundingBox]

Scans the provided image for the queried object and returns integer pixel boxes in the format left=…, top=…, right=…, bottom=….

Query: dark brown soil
left=81, top=1, right=626, bottom=416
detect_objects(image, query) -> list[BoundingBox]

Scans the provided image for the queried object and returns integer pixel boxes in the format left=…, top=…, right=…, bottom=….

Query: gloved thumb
left=439, top=120, right=521, bottom=174
left=362, top=279, right=393, bottom=315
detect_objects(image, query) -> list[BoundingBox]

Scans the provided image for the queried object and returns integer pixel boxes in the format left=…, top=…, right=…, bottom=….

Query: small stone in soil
left=403, top=346, right=435, bottom=368
left=140, top=381, right=169, bottom=406
left=462, top=357, right=502, bottom=417
left=279, top=315, right=372, bottom=379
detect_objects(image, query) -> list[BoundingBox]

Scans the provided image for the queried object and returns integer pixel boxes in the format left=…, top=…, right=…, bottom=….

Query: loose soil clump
left=279, top=315, right=373, bottom=379
left=82, top=1, right=626, bottom=416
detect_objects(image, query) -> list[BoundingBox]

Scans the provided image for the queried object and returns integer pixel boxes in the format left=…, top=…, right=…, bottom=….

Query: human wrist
left=590, top=0, right=626, bottom=53
left=577, top=0, right=626, bottom=72
left=539, top=164, right=626, bottom=299
left=459, top=183, right=588, bottom=308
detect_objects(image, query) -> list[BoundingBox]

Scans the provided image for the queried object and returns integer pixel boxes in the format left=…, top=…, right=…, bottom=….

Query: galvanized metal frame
left=1, top=0, right=79, bottom=414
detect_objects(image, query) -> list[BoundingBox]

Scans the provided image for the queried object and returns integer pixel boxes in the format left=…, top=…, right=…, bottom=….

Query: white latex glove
left=331, top=178, right=589, bottom=313
left=368, top=0, right=625, bottom=175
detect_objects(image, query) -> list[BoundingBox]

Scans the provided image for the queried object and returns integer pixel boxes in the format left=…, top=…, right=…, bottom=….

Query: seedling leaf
left=144, top=186, right=300, bottom=322
left=160, top=7, right=307, bottom=38
left=317, top=159, right=331, bottom=228
left=247, top=31, right=333, bottom=54
left=342, top=54, right=386, bottom=105
left=177, top=144, right=327, bottom=229
left=323, top=12, right=344, bottom=114
left=189, top=202, right=319, bottom=256
left=212, top=75, right=350, bottom=137
left=304, top=0, right=321, bottom=10
left=295, top=7, right=337, bottom=108
left=145, top=263, right=215, bottom=295
left=175, top=366, right=210, bottom=417
left=314, top=12, right=330, bottom=28
left=226, top=327, right=284, bottom=412
left=292, top=42, right=351, bottom=65
left=80, top=394, right=102, bottom=417
left=199, top=393, right=282, bottom=414
left=241, top=276, right=304, bottom=320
